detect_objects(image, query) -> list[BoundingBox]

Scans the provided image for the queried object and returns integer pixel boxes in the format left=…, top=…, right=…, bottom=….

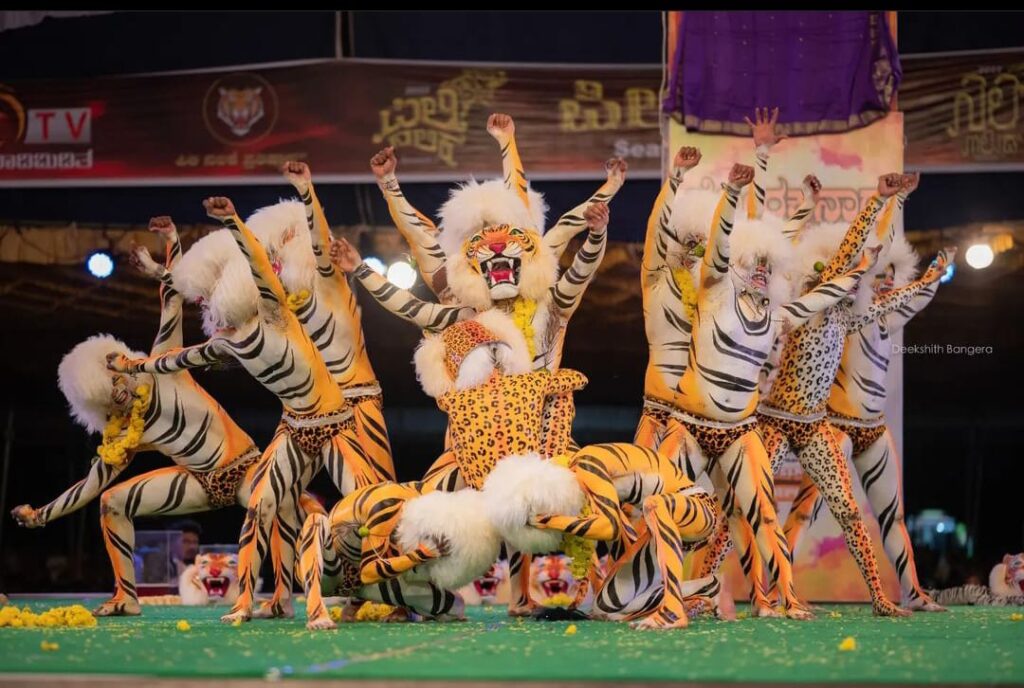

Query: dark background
left=0, top=11, right=1022, bottom=594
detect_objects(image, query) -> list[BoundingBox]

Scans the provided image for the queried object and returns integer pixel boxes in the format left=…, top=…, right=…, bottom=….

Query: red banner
left=0, top=59, right=663, bottom=187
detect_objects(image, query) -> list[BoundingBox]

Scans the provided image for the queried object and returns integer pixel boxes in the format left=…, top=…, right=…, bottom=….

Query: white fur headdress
left=413, top=309, right=532, bottom=399
left=482, top=453, right=584, bottom=555
left=793, top=222, right=849, bottom=290
left=395, top=489, right=501, bottom=590
left=173, top=229, right=259, bottom=336
left=58, top=334, right=146, bottom=434
left=245, top=199, right=316, bottom=295
left=728, top=211, right=795, bottom=308
left=669, top=188, right=717, bottom=244
left=436, top=179, right=547, bottom=258
left=851, top=233, right=920, bottom=314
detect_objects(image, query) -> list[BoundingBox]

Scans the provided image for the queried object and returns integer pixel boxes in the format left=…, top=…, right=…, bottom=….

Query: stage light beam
left=386, top=260, right=417, bottom=289
left=965, top=243, right=994, bottom=269
left=363, top=256, right=387, bottom=275
left=87, top=251, right=114, bottom=279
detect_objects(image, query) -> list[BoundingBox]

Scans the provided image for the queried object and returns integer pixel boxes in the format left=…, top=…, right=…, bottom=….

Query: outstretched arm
left=370, top=147, right=447, bottom=296
left=850, top=248, right=955, bottom=333
left=487, top=113, right=531, bottom=209
left=281, top=161, right=338, bottom=281
left=11, top=457, right=130, bottom=527
left=551, top=201, right=609, bottom=317
left=819, top=174, right=900, bottom=282
left=204, top=197, right=288, bottom=307
left=331, top=237, right=472, bottom=332
left=544, top=158, right=628, bottom=260
left=744, top=107, right=787, bottom=220
left=130, top=216, right=185, bottom=355
left=700, top=164, right=753, bottom=295
left=776, top=247, right=880, bottom=332
left=782, top=175, right=822, bottom=243
left=107, top=340, right=229, bottom=376
left=642, top=147, right=699, bottom=283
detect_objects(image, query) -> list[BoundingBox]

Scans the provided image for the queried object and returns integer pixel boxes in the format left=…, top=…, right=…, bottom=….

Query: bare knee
left=100, top=489, right=125, bottom=517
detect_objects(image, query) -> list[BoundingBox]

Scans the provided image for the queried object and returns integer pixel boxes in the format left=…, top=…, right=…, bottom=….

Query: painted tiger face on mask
left=461, top=224, right=541, bottom=301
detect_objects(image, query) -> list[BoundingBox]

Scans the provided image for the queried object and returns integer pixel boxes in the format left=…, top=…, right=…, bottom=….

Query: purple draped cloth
left=664, top=11, right=901, bottom=136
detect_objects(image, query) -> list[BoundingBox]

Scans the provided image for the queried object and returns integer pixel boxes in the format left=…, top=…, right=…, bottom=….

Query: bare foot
left=630, top=611, right=689, bottom=631
left=94, top=597, right=141, bottom=617
left=252, top=598, right=294, bottom=619
left=507, top=602, right=537, bottom=618
left=220, top=607, right=251, bottom=624
left=905, top=593, right=947, bottom=612
left=785, top=604, right=815, bottom=620
left=753, top=602, right=783, bottom=619
left=306, top=614, right=337, bottom=631
left=873, top=599, right=912, bottom=617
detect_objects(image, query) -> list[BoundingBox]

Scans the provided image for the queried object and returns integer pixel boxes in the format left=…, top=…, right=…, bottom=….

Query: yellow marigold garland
left=551, top=454, right=596, bottom=581
left=0, top=604, right=96, bottom=628
left=511, top=297, right=537, bottom=360
left=286, top=289, right=311, bottom=312
left=328, top=601, right=397, bottom=622
left=671, top=266, right=698, bottom=324
left=97, top=384, right=151, bottom=467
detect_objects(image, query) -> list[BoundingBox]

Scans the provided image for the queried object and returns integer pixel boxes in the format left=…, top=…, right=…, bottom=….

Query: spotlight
left=363, top=256, right=387, bottom=275
left=87, top=251, right=114, bottom=279
left=939, top=263, right=955, bottom=284
left=386, top=260, right=417, bottom=289
left=936, top=522, right=946, bottom=533
left=965, top=243, right=994, bottom=269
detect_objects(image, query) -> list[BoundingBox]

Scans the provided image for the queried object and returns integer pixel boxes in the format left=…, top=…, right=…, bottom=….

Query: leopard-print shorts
left=192, top=445, right=261, bottom=509
left=828, top=412, right=887, bottom=455
left=280, top=406, right=356, bottom=457
left=641, top=398, right=674, bottom=427
left=756, top=409, right=825, bottom=452
left=668, top=407, right=758, bottom=458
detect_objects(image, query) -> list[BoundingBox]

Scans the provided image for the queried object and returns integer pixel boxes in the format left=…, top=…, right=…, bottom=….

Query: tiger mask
left=448, top=224, right=557, bottom=311
left=991, top=553, right=1024, bottom=598
left=179, top=552, right=240, bottom=606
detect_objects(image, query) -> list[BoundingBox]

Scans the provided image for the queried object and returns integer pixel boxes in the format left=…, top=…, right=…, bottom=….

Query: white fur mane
left=58, top=334, right=146, bottom=434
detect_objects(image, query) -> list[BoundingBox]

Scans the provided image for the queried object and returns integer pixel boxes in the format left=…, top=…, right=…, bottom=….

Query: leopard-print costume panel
left=756, top=413, right=822, bottom=453
left=280, top=408, right=357, bottom=457
left=437, top=369, right=587, bottom=489
left=331, top=557, right=363, bottom=597
left=641, top=399, right=673, bottom=427
left=541, top=392, right=577, bottom=458
left=191, top=445, right=261, bottom=509
left=829, top=412, right=887, bottom=456
left=674, top=416, right=755, bottom=459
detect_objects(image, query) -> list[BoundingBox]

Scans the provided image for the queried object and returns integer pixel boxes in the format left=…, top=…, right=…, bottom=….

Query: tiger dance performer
left=778, top=176, right=955, bottom=612
left=753, top=171, right=945, bottom=617
left=243, top=161, right=396, bottom=491
left=298, top=482, right=499, bottom=630
left=11, top=217, right=272, bottom=617
left=107, top=198, right=388, bottom=624
left=927, top=554, right=1024, bottom=607
left=369, top=112, right=626, bottom=313
left=483, top=446, right=718, bottom=630
left=653, top=163, right=879, bottom=620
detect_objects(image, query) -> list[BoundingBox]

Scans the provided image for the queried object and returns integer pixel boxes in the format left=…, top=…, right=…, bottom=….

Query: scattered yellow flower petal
left=829, top=611, right=843, bottom=619
left=231, top=618, right=243, bottom=627
left=355, top=602, right=396, bottom=621
left=541, top=593, right=574, bottom=608
left=40, top=641, right=59, bottom=651
left=176, top=620, right=191, bottom=632
left=0, top=604, right=96, bottom=628
left=1010, top=613, right=1023, bottom=622
left=565, top=624, right=578, bottom=635
left=838, top=636, right=857, bottom=651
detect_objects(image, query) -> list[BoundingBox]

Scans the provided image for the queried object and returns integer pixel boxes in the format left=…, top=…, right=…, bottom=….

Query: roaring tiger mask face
left=180, top=552, right=240, bottom=606
left=217, top=87, right=265, bottom=137
left=529, top=554, right=578, bottom=602
left=462, top=224, right=540, bottom=301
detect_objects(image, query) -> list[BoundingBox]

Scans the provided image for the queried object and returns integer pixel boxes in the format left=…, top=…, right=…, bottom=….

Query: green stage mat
left=0, top=599, right=1021, bottom=683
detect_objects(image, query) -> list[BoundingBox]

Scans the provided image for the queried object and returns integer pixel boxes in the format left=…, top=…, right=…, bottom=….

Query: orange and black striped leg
left=507, top=550, right=535, bottom=616
left=326, top=426, right=388, bottom=496
left=713, top=431, right=811, bottom=619
left=421, top=451, right=465, bottom=492
left=224, top=432, right=314, bottom=624
left=629, top=491, right=716, bottom=630
left=797, top=423, right=909, bottom=618
left=633, top=413, right=665, bottom=450
left=297, top=511, right=337, bottom=631
left=97, top=466, right=210, bottom=616
left=353, top=396, right=396, bottom=482
left=253, top=488, right=303, bottom=620
left=853, top=427, right=944, bottom=611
